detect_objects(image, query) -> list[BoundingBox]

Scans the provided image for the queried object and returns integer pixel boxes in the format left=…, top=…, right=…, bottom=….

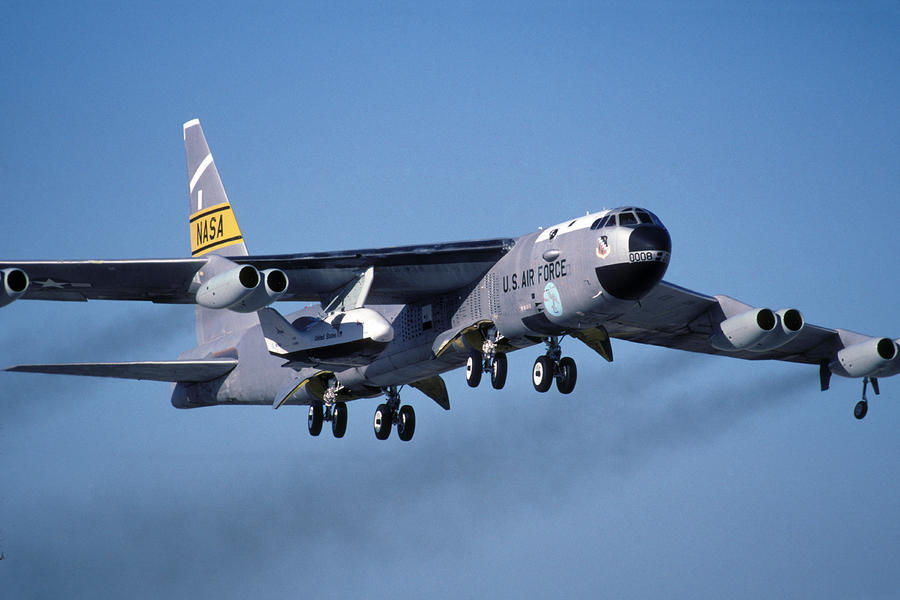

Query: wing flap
left=5, top=359, right=238, bottom=383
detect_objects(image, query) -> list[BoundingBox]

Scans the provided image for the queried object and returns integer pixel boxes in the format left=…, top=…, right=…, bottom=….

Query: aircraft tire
left=491, top=353, right=508, bottom=390
left=308, top=404, right=324, bottom=436
left=397, top=405, right=416, bottom=442
left=532, top=356, right=553, bottom=393
left=332, top=402, right=348, bottom=438
left=556, top=357, right=577, bottom=394
left=374, top=403, right=392, bottom=440
left=466, top=352, right=483, bottom=387
left=854, top=400, right=868, bottom=420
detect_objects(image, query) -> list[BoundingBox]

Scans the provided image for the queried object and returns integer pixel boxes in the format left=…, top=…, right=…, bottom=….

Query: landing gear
left=465, top=330, right=508, bottom=390
left=332, top=402, right=348, bottom=437
left=308, top=402, right=349, bottom=438
left=556, top=356, right=577, bottom=394
left=398, top=405, right=416, bottom=442
left=308, top=404, right=324, bottom=436
left=374, top=403, right=392, bottom=440
left=532, top=336, right=577, bottom=394
left=372, top=385, right=416, bottom=442
left=532, top=355, right=553, bottom=392
left=491, top=352, right=508, bottom=389
left=854, top=377, right=879, bottom=420
left=306, top=379, right=351, bottom=438
left=466, top=351, right=482, bottom=387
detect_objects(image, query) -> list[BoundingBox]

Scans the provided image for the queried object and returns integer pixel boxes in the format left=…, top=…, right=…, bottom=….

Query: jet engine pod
left=745, top=308, right=805, bottom=352
left=830, top=337, right=899, bottom=378
left=228, top=268, right=289, bottom=313
left=196, top=266, right=288, bottom=312
left=195, top=265, right=261, bottom=309
left=710, top=307, right=777, bottom=351
left=0, top=268, right=29, bottom=308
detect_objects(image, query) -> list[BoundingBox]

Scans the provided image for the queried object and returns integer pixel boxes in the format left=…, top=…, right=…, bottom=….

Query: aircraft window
left=636, top=211, right=653, bottom=224
left=548, top=228, right=558, bottom=240
left=618, top=212, right=638, bottom=226
left=568, top=220, right=577, bottom=227
left=590, top=218, right=603, bottom=230
left=605, top=214, right=616, bottom=227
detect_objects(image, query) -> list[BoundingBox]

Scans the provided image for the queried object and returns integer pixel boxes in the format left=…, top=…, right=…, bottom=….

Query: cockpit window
left=590, top=218, right=603, bottom=230
left=604, top=214, right=616, bottom=227
left=636, top=210, right=653, bottom=224
left=618, top=212, right=638, bottom=226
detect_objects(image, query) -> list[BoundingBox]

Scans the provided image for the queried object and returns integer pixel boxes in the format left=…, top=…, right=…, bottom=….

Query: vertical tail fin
left=183, top=119, right=256, bottom=345
left=183, top=119, right=248, bottom=258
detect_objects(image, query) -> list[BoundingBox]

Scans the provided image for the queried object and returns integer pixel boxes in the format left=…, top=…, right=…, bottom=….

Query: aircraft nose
left=594, top=225, right=671, bottom=301
left=628, top=223, right=671, bottom=254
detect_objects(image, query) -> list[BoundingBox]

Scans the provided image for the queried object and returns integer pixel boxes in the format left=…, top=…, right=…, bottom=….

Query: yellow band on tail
left=189, top=202, right=244, bottom=256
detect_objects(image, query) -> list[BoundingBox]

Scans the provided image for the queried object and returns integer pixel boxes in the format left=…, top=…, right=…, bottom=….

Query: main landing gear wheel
left=533, top=355, right=553, bottom=392
left=397, top=405, right=416, bottom=442
left=332, top=402, right=348, bottom=438
left=533, top=336, right=579, bottom=394
left=491, top=352, right=508, bottom=390
left=556, top=356, right=577, bottom=394
left=373, top=403, right=392, bottom=440
left=308, top=405, right=324, bottom=436
left=466, top=351, right=483, bottom=387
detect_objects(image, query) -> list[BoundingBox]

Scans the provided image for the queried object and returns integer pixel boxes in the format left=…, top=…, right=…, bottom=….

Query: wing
left=0, top=237, right=514, bottom=305
left=5, top=359, right=238, bottom=382
left=601, top=281, right=842, bottom=365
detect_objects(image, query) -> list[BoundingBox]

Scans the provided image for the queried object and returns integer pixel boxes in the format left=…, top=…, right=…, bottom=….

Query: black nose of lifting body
left=595, top=225, right=671, bottom=301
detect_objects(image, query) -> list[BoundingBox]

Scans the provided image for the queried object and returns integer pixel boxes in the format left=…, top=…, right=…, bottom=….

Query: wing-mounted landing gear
left=464, top=327, right=508, bottom=390
left=307, top=378, right=349, bottom=438
left=854, top=376, right=880, bottom=420
left=373, top=385, right=416, bottom=441
left=532, top=336, right=577, bottom=394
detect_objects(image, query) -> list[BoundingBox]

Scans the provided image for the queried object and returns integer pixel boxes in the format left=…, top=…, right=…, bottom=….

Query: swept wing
left=601, top=280, right=845, bottom=365
left=0, top=238, right=513, bottom=305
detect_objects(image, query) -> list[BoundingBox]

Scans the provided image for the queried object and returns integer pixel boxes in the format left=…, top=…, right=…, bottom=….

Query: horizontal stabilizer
left=6, top=359, right=238, bottom=383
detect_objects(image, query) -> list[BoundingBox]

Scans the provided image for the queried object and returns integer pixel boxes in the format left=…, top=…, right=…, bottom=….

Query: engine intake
left=0, top=268, right=29, bottom=308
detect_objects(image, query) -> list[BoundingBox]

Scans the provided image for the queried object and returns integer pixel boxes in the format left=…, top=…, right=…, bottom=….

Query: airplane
left=2, top=119, right=897, bottom=441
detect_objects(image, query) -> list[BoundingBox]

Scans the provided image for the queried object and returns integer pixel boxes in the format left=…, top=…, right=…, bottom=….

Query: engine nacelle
left=710, top=308, right=777, bottom=351
left=195, top=266, right=288, bottom=312
left=746, top=308, right=805, bottom=352
left=830, top=337, right=899, bottom=379
left=0, top=268, right=29, bottom=308
left=229, top=268, right=288, bottom=313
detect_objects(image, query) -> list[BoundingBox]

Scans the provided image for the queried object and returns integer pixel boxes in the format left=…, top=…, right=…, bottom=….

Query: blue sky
left=1, top=2, right=898, bottom=598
